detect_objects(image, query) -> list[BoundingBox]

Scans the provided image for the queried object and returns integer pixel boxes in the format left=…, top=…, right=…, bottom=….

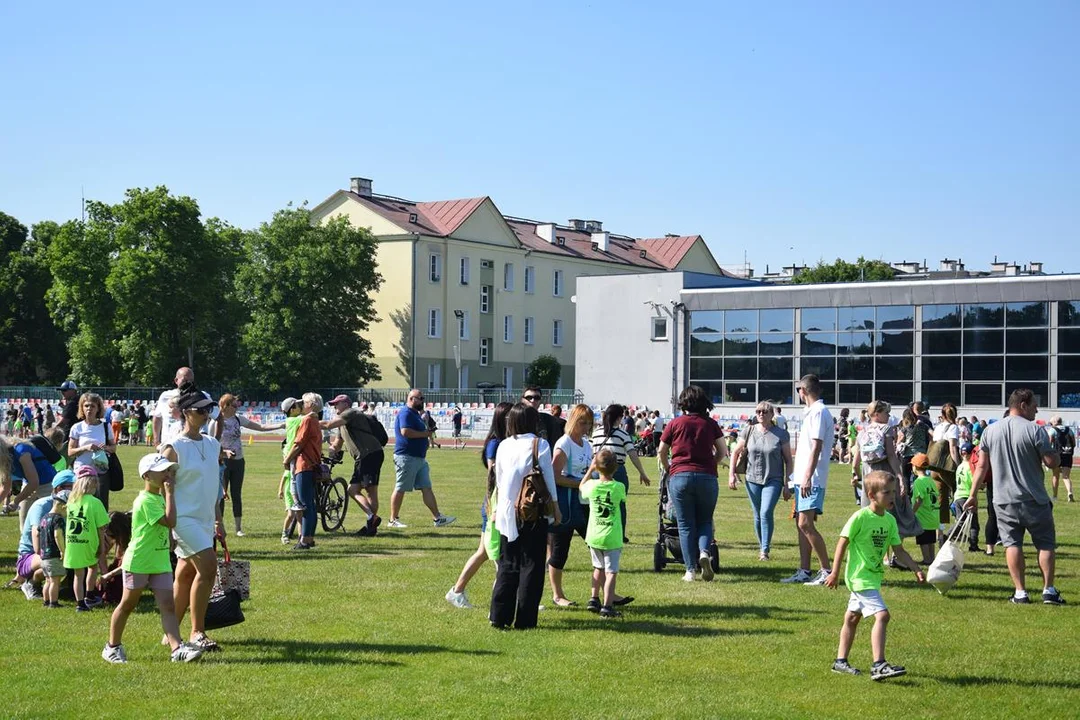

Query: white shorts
left=172, top=520, right=213, bottom=559
left=847, top=589, right=887, bottom=617
left=589, top=547, right=622, bottom=573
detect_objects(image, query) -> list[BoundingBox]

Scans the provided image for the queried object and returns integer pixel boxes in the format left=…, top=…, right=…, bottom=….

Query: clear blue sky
left=2, top=1, right=1077, bottom=274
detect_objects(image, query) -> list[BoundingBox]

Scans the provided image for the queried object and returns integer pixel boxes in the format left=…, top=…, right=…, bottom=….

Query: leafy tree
left=525, top=354, right=561, bottom=388
left=236, top=208, right=382, bottom=390
left=791, top=257, right=895, bottom=284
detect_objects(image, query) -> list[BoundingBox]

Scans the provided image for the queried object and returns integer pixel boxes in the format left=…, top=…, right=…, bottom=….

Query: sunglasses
left=755, top=409, right=771, bottom=415
left=523, top=395, right=541, bottom=401
left=411, top=396, right=424, bottom=402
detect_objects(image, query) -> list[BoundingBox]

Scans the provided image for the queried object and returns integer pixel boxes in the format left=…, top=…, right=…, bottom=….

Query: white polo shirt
left=793, top=399, right=833, bottom=488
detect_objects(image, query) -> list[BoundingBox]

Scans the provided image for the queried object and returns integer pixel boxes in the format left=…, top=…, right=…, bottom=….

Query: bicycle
left=316, top=455, right=349, bottom=532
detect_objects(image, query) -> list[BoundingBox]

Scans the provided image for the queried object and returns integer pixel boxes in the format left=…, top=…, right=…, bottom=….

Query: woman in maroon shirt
left=658, top=386, right=728, bottom=582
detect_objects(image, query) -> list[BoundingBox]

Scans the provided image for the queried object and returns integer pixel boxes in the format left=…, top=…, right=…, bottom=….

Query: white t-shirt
left=493, top=434, right=558, bottom=543
left=554, top=435, right=593, bottom=480
left=68, top=421, right=108, bottom=469
left=793, top=400, right=833, bottom=488
left=652, top=416, right=664, bottom=433
left=932, top=422, right=959, bottom=443
left=774, top=413, right=788, bottom=431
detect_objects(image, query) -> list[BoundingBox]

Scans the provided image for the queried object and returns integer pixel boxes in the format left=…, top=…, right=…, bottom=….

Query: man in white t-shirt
left=781, top=374, right=834, bottom=586
left=153, top=367, right=217, bottom=446
left=774, top=407, right=788, bottom=431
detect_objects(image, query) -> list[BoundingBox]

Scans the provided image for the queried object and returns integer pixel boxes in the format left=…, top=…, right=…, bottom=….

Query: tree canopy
left=791, top=257, right=895, bottom=284
left=526, top=354, right=562, bottom=389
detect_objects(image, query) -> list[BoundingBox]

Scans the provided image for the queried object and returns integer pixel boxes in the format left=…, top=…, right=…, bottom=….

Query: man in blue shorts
left=387, top=389, right=456, bottom=529
left=782, top=374, right=834, bottom=586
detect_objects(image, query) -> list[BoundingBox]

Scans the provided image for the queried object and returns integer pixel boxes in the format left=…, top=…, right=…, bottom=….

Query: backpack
left=1059, top=427, right=1075, bottom=454
left=29, top=435, right=62, bottom=466
left=516, top=438, right=554, bottom=525
left=367, top=416, right=389, bottom=447
left=858, top=424, right=888, bottom=464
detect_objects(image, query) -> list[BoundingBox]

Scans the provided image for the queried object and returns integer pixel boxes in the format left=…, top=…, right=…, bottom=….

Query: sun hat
left=51, top=469, right=76, bottom=489
left=139, top=453, right=179, bottom=477
left=281, top=397, right=300, bottom=413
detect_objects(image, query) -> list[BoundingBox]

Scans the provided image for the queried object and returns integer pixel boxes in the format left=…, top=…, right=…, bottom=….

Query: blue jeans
left=294, top=470, right=317, bottom=538
left=745, top=479, right=784, bottom=554
left=668, top=471, right=719, bottom=571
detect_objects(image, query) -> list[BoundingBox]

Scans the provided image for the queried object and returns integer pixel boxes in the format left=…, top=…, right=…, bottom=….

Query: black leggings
left=219, top=457, right=246, bottom=518
left=547, top=524, right=586, bottom=570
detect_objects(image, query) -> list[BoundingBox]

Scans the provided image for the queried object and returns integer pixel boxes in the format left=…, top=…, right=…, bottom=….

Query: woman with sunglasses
left=728, top=402, right=792, bottom=561
left=162, top=386, right=224, bottom=652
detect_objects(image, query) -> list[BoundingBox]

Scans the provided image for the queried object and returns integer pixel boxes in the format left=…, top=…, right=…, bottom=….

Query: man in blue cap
left=9, top=470, right=76, bottom=599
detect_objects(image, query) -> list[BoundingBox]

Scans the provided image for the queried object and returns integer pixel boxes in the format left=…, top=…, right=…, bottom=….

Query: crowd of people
left=1, top=368, right=1071, bottom=674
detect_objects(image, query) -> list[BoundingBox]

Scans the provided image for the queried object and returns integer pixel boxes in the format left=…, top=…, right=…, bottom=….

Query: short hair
left=866, top=400, right=891, bottom=417
left=594, top=449, right=617, bottom=476
left=566, top=404, right=595, bottom=437
left=678, top=385, right=713, bottom=415
left=912, top=401, right=928, bottom=415
left=863, top=470, right=895, bottom=497
left=77, top=393, right=104, bottom=421
left=506, top=403, right=539, bottom=436
left=798, top=374, right=821, bottom=397
left=45, top=426, right=66, bottom=447
left=754, top=401, right=775, bottom=416
left=523, top=385, right=542, bottom=397
left=1050, top=415, right=1062, bottom=426
left=550, top=404, right=563, bottom=418
left=302, top=392, right=324, bottom=414
left=1008, top=388, right=1035, bottom=410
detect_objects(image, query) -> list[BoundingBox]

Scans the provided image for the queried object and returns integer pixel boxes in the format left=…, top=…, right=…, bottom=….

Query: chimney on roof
left=568, top=219, right=587, bottom=231
left=1030, top=261, right=1044, bottom=274
left=350, top=177, right=373, bottom=197
left=591, top=231, right=609, bottom=252
left=537, top=223, right=556, bottom=244
left=665, top=233, right=679, bottom=238
left=584, top=220, right=603, bottom=232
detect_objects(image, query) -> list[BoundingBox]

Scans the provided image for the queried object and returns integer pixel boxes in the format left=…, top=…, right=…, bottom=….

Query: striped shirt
left=590, top=428, right=635, bottom=465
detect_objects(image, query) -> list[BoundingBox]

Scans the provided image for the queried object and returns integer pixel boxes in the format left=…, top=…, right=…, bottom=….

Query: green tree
left=525, top=354, right=561, bottom=388
left=791, top=257, right=895, bottom=284
left=236, top=208, right=382, bottom=390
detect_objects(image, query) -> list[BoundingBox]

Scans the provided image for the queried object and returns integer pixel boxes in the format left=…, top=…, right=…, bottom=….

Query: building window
left=553, top=319, right=563, bottom=346
left=524, top=266, right=535, bottom=294
left=503, top=315, right=514, bottom=343
left=504, top=263, right=514, bottom=291
left=429, top=253, right=442, bottom=283
left=524, top=317, right=534, bottom=345
left=480, top=285, right=491, bottom=314
left=481, top=259, right=493, bottom=269
left=426, top=363, right=441, bottom=390
left=652, top=317, right=668, bottom=341
left=427, top=309, right=442, bottom=338
left=503, top=366, right=513, bottom=389
left=553, top=270, right=563, bottom=297
left=459, top=257, right=470, bottom=285
left=480, top=338, right=490, bottom=367
left=457, top=311, right=470, bottom=340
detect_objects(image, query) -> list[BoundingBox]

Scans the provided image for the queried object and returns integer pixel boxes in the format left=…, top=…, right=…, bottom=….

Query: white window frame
left=459, top=257, right=470, bottom=285
left=524, top=317, right=534, bottom=345
left=503, top=315, right=513, bottom=343
left=429, top=253, right=442, bottom=283
left=553, top=319, right=563, bottom=346
left=480, top=259, right=493, bottom=269
left=503, top=366, right=513, bottom=390
left=427, top=308, right=442, bottom=338
left=553, top=269, right=563, bottom=297
left=480, top=338, right=490, bottom=367
left=480, top=285, right=491, bottom=314
left=524, top=266, right=535, bottom=294
left=503, top=262, right=514, bottom=291
left=458, top=311, right=470, bottom=340
left=426, top=363, right=441, bottom=390
left=651, top=316, right=669, bottom=341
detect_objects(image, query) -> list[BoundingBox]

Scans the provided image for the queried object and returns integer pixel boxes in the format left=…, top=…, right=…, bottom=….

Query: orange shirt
left=293, top=414, right=323, bottom=473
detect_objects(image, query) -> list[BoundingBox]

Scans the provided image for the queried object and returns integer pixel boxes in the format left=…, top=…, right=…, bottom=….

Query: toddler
left=34, top=490, right=69, bottom=608
left=580, top=450, right=627, bottom=618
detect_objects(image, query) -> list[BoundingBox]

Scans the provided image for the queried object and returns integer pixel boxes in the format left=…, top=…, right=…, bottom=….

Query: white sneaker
left=433, top=515, right=457, bottom=527
left=102, top=644, right=127, bottom=664
left=235, top=530, right=245, bottom=538
left=387, top=518, right=408, bottom=528
left=780, top=569, right=813, bottom=584
left=170, top=642, right=204, bottom=663
left=804, top=568, right=831, bottom=586
left=445, top=588, right=474, bottom=609
left=698, top=552, right=714, bottom=582
left=21, top=580, right=41, bottom=600
left=682, top=570, right=696, bottom=582
left=280, top=533, right=290, bottom=545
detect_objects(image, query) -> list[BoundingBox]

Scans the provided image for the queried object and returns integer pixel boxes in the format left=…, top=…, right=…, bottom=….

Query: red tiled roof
left=637, top=236, right=702, bottom=270
left=505, top=219, right=669, bottom=270
left=343, top=192, right=488, bottom=236
left=416, top=197, right=487, bottom=236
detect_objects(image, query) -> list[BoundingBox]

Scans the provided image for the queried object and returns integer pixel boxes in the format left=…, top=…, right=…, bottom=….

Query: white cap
left=139, top=453, right=179, bottom=477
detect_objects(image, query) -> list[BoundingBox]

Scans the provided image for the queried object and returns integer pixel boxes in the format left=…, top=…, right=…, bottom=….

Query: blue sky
left=2, top=1, right=1077, bottom=274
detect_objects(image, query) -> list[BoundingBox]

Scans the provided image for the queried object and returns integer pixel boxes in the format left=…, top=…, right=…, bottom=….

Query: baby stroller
left=636, top=427, right=656, bottom=457
left=653, top=469, right=721, bottom=573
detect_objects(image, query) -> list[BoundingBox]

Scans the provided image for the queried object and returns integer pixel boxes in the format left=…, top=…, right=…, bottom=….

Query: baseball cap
left=54, top=489, right=70, bottom=505
left=329, top=394, right=352, bottom=406
left=178, top=391, right=215, bottom=411
left=139, top=453, right=179, bottom=477
left=58, top=380, right=78, bottom=392
left=76, top=465, right=99, bottom=479
left=960, top=442, right=974, bottom=454
left=52, top=469, right=76, bottom=489
left=911, top=453, right=930, bottom=470
left=281, top=397, right=300, bottom=413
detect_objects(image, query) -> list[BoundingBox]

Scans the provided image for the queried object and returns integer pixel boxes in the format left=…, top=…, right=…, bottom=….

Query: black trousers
left=490, top=519, right=548, bottom=630
left=985, top=482, right=999, bottom=546
left=219, top=457, right=247, bottom=518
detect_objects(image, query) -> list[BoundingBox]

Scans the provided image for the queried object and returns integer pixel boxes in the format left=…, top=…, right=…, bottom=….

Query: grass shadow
left=632, top=603, right=824, bottom=621
left=547, top=617, right=791, bottom=638
left=938, top=674, right=1080, bottom=690
left=223, top=638, right=500, bottom=666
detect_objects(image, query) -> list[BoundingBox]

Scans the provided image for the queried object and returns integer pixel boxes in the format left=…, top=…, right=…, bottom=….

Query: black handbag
left=204, top=589, right=245, bottom=630
left=103, top=422, right=124, bottom=491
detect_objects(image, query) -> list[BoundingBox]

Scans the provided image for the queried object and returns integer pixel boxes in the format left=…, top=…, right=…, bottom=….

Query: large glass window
left=696, top=381, right=724, bottom=404
left=801, top=357, right=836, bottom=380
left=725, top=310, right=757, bottom=333
left=724, top=358, right=757, bottom=379
left=838, top=306, right=875, bottom=332
left=963, top=303, right=1004, bottom=328
left=690, top=333, right=723, bottom=356
left=923, top=305, right=961, bottom=329
left=691, top=311, right=724, bottom=334
left=760, top=309, right=795, bottom=333
left=689, top=358, right=723, bottom=379
left=837, top=356, right=874, bottom=381
left=724, top=382, right=756, bottom=403
left=877, top=330, right=914, bottom=355
left=689, top=309, right=796, bottom=404
left=759, top=334, right=794, bottom=355
left=1007, top=382, right=1048, bottom=407
left=1059, top=382, right=1080, bottom=408
left=839, top=383, right=873, bottom=404
left=923, top=356, right=959, bottom=381
left=1060, top=357, right=1080, bottom=381
left=1006, top=329, right=1048, bottom=354
left=923, top=382, right=961, bottom=406
left=725, top=333, right=757, bottom=356
left=964, top=356, right=1003, bottom=381
left=964, top=384, right=1002, bottom=406
left=759, top=357, right=794, bottom=380
left=759, top=382, right=794, bottom=405
left=1061, top=301, right=1080, bottom=327
left=876, top=382, right=913, bottom=403
left=923, top=331, right=962, bottom=355
left=837, top=332, right=874, bottom=356
left=802, top=333, right=837, bottom=356
left=877, top=306, right=915, bottom=330
left=1006, top=356, right=1047, bottom=382
left=802, top=308, right=836, bottom=332
left=1006, top=302, right=1047, bottom=327
left=1058, top=329, right=1080, bottom=354
left=877, top=356, right=914, bottom=380
left=963, top=329, right=1004, bottom=355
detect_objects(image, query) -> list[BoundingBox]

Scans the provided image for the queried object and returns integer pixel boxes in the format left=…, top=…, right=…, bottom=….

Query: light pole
left=453, top=310, right=464, bottom=395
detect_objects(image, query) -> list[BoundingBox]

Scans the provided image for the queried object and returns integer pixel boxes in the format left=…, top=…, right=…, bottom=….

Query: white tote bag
left=927, top=511, right=973, bottom=595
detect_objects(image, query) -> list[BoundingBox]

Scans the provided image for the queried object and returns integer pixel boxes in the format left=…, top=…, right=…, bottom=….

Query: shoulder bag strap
left=532, top=437, right=540, bottom=472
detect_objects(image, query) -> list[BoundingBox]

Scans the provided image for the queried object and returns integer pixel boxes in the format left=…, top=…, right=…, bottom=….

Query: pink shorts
left=122, top=570, right=173, bottom=591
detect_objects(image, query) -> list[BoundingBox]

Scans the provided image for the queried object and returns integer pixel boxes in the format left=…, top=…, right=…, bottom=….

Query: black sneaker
left=599, top=606, right=621, bottom=618
left=613, top=596, right=635, bottom=607
left=870, top=662, right=906, bottom=681
left=1043, top=590, right=1066, bottom=606
left=76, top=601, right=90, bottom=613
left=586, top=598, right=601, bottom=613
left=1009, top=594, right=1032, bottom=604
left=293, top=542, right=313, bottom=551
left=831, top=659, right=861, bottom=676
left=354, top=525, right=373, bottom=537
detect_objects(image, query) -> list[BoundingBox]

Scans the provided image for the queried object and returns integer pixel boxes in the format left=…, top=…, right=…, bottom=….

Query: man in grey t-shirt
left=966, top=388, right=1062, bottom=605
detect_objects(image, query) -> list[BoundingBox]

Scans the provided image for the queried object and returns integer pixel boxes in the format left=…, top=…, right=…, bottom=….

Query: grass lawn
left=2, top=442, right=1077, bottom=719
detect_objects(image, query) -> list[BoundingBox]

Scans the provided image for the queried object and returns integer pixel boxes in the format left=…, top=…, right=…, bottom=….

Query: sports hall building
left=575, top=271, right=1080, bottom=420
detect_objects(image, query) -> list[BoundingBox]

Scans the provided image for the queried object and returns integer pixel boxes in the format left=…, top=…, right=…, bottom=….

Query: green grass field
left=2, top=443, right=1077, bottom=719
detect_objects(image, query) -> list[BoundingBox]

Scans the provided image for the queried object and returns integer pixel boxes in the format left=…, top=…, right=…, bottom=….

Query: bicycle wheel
left=321, top=478, right=349, bottom=532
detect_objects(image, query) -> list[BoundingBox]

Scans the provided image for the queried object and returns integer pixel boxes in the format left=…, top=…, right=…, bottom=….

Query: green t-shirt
left=122, top=491, right=171, bottom=574
left=63, top=494, right=109, bottom=569
left=580, top=478, right=626, bottom=551
left=954, top=460, right=973, bottom=501
left=283, top=416, right=302, bottom=459
left=840, top=507, right=900, bottom=592
left=912, top=474, right=940, bottom=531
left=128, top=417, right=139, bottom=433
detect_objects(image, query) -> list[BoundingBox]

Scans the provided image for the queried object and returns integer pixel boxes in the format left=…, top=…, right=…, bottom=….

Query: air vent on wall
left=639, top=250, right=647, bottom=258
left=556, top=237, right=565, bottom=246
left=591, top=242, right=598, bottom=251
left=409, top=213, right=418, bottom=223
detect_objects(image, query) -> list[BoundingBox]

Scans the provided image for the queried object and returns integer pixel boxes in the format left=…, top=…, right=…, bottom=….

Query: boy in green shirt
left=910, top=453, right=940, bottom=564
left=278, top=398, right=304, bottom=544
left=102, top=453, right=203, bottom=664
left=580, top=450, right=627, bottom=618
left=950, top=443, right=980, bottom=552
left=127, top=415, right=139, bottom=446
left=826, top=471, right=925, bottom=681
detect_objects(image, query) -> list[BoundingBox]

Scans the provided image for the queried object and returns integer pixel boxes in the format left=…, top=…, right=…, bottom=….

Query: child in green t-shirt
left=144, top=420, right=154, bottom=447
left=127, top=416, right=140, bottom=446
left=65, top=468, right=110, bottom=612
left=949, top=443, right=979, bottom=552
left=910, top=455, right=940, bottom=565
left=825, top=471, right=924, bottom=681
left=278, top=398, right=304, bottom=544
left=580, top=449, right=628, bottom=618
left=102, top=453, right=203, bottom=664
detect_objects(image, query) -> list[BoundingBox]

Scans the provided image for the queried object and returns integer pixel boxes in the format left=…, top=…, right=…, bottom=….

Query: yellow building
left=310, top=177, right=727, bottom=390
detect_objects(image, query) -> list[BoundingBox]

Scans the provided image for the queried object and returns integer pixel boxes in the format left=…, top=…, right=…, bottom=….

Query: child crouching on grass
left=102, top=453, right=203, bottom=664
left=580, top=449, right=628, bottom=618
left=826, top=470, right=925, bottom=681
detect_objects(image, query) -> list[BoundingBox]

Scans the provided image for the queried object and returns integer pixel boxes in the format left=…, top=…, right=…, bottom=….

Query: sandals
left=190, top=632, right=221, bottom=652
left=551, top=597, right=577, bottom=608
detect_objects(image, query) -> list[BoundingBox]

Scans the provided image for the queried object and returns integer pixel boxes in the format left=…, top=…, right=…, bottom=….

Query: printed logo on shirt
left=871, top=526, right=890, bottom=550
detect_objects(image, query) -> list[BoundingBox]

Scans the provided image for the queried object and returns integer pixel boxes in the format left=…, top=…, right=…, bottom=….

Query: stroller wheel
left=709, top=544, right=720, bottom=573
left=653, top=542, right=666, bottom=572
